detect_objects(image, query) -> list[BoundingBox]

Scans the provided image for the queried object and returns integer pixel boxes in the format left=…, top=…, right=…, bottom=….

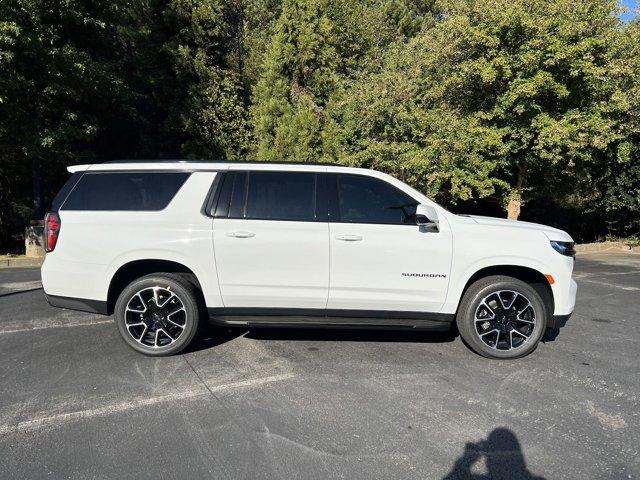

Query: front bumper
left=565, top=278, right=577, bottom=313
left=549, top=278, right=576, bottom=329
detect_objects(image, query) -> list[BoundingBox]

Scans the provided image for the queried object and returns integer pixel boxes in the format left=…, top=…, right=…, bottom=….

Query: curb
left=0, top=257, right=44, bottom=269
left=575, top=241, right=640, bottom=254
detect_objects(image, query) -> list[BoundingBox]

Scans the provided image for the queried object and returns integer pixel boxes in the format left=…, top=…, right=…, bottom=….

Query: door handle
left=227, top=231, right=255, bottom=238
left=335, top=234, right=363, bottom=241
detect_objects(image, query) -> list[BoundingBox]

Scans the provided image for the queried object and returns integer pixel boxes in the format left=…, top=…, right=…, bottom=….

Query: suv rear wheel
left=115, top=273, right=202, bottom=356
left=456, top=275, right=547, bottom=359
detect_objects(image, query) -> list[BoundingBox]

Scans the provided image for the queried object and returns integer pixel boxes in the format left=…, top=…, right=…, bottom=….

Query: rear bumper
left=45, top=293, right=109, bottom=315
left=41, top=255, right=109, bottom=304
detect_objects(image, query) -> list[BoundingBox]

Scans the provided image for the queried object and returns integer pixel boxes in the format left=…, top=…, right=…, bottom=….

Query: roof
left=67, top=160, right=354, bottom=174
left=102, top=159, right=340, bottom=166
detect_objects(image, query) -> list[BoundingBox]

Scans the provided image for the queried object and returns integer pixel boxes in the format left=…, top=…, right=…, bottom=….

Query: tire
left=115, top=273, right=202, bottom=356
left=456, top=275, right=548, bottom=359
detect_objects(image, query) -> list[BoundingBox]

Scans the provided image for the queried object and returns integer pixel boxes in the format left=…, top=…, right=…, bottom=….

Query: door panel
left=213, top=219, right=329, bottom=308
left=327, top=173, right=452, bottom=312
left=328, top=223, right=451, bottom=311
left=212, top=170, right=329, bottom=309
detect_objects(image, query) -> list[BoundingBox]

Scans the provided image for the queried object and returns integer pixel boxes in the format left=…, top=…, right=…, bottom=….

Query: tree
left=326, top=0, right=629, bottom=218
left=587, top=17, right=640, bottom=237
left=0, top=0, right=122, bottom=248
left=250, top=0, right=435, bottom=160
left=165, top=0, right=251, bottom=159
left=250, top=0, right=338, bottom=160
left=0, top=0, right=252, bottom=250
left=1, top=0, right=639, bottom=251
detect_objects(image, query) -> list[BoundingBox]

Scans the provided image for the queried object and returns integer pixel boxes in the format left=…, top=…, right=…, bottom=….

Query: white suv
left=41, top=161, right=577, bottom=359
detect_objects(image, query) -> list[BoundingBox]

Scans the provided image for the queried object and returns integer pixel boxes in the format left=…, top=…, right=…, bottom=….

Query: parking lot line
left=0, top=318, right=113, bottom=335
left=0, top=373, right=294, bottom=436
left=573, top=275, right=640, bottom=291
left=0, top=280, right=42, bottom=291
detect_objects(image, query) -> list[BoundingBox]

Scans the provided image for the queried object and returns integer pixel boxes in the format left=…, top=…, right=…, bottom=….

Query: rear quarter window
left=51, top=172, right=83, bottom=211
left=61, top=172, right=190, bottom=211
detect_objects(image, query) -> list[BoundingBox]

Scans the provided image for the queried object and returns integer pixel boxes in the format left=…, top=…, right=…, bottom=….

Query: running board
left=207, top=307, right=453, bottom=331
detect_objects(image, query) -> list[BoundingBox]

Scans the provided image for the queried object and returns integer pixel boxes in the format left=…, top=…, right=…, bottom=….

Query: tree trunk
left=506, top=191, right=521, bottom=220
left=506, top=167, right=525, bottom=220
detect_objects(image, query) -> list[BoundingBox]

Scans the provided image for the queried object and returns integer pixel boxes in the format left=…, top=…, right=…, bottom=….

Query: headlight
left=550, top=240, right=576, bottom=258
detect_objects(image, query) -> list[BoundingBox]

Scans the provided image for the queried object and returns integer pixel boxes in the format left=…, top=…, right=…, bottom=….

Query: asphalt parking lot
left=0, top=253, right=638, bottom=479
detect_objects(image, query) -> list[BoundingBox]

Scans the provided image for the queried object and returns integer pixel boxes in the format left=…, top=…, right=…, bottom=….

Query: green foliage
left=250, top=0, right=435, bottom=161
left=326, top=0, right=630, bottom=213
left=588, top=18, right=640, bottom=237
left=0, top=0, right=251, bottom=248
left=166, top=0, right=251, bottom=159
left=251, top=0, right=339, bottom=160
left=322, top=45, right=507, bottom=204
left=0, top=0, right=639, bottom=250
left=0, top=0, right=119, bottom=247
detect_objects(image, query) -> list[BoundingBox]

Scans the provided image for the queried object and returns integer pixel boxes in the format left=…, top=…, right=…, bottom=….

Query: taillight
left=44, top=212, right=61, bottom=252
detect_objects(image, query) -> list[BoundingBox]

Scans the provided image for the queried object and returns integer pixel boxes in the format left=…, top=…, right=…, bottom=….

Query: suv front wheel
left=115, top=273, right=202, bottom=356
left=456, top=275, right=548, bottom=359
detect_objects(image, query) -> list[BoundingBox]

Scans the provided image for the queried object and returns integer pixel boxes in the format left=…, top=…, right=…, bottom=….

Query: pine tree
left=251, top=0, right=338, bottom=160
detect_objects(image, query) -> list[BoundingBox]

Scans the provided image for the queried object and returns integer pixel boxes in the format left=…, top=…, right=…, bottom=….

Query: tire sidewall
left=115, top=275, right=200, bottom=356
left=457, top=277, right=547, bottom=359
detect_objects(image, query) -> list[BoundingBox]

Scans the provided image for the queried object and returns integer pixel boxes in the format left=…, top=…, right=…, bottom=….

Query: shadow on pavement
left=185, top=324, right=458, bottom=352
left=183, top=325, right=247, bottom=353
left=442, top=428, right=545, bottom=480
left=542, top=327, right=561, bottom=343
left=245, top=326, right=458, bottom=344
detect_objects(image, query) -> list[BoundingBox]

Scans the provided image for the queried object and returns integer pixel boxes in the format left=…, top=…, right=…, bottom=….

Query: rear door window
left=246, top=171, right=316, bottom=221
left=221, top=171, right=317, bottom=221
left=61, top=172, right=190, bottom=211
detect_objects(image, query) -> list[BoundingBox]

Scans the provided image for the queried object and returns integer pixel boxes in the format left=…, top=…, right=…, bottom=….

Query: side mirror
left=416, top=204, right=439, bottom=230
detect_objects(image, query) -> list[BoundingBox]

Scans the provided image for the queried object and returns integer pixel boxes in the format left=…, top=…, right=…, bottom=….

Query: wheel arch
left=458, top=265, right=554, bottom=318
left=107, top=259, right=203, bottom=315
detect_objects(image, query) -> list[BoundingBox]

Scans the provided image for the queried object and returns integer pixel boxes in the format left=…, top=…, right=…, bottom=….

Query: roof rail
left=102, top=159, right=342, bottom=166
